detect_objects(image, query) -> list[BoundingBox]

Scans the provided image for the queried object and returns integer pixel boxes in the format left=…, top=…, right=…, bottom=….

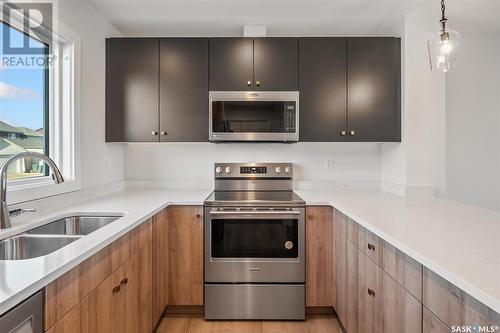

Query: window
left=0, top=4, right=81, bottom=205
left=0, top=21, right=49, bottom=180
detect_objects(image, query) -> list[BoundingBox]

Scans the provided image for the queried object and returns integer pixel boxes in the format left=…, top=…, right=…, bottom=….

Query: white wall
left=59, top=0, right=124, bottom=189
left=381, top=10, right=446, bottom=197
left=445, top=34, right=500, bottom=211
left=124, top=143, right=382, bottom=188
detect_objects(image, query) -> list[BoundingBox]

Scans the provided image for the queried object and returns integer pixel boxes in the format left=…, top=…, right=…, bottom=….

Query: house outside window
left=0, top=1, right=82, bottom=205
left=0, top=21, right=49, bottom=180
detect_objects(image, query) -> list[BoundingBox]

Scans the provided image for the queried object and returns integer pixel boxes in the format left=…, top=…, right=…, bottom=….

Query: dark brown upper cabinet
left=160, top=38, right=209, bottom=142
left=298, top=37, right=401, bottom=142
left=253, top=38, right=298, bottom=91
left=299, top=38, right=347, bottom=142
left=209, top=37, right=298, bottom=91
left=347, top=37, right=401, bottom=142
left=106, top=38, right=159, bottom=142
left=106, top=38, right=209, bottom=142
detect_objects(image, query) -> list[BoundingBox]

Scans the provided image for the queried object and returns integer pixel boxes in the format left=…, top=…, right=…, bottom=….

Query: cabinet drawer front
left=379, top=240, right=422, bottom=301
left=346, top=217, right=360, bottom=246
left=360, top=227, right=382, bottom=265
left=423, top=268, right=500, bottom=328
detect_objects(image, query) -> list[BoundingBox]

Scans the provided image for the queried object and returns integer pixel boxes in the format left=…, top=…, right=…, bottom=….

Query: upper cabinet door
left=347, top=37, right=401, bottom=142
left=106, top=38, right=159, bottom=142
left=160, top=38, right=209, bottom=142
left=253, top=38, right=298, bottom=91
left=299, top=38, right=347, bottom=142
left=209, top=38, right=254, bottom=91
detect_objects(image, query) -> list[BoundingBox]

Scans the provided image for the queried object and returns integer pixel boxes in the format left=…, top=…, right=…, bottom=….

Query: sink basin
left=0, top=234, right=81, bottom=260
left=27, top=216, right=121, bottom=236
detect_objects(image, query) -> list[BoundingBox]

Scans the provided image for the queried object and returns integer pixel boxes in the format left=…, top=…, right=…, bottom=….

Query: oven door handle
left=209, top=210, right=301, bottom=216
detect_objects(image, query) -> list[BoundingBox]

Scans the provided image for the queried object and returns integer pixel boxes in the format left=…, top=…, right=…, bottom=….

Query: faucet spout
left=0, top=152, right=64, bottom=229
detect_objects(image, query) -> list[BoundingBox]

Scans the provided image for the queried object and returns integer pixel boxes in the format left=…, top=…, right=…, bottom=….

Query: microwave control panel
left=284, top=102, right=296, bottom=133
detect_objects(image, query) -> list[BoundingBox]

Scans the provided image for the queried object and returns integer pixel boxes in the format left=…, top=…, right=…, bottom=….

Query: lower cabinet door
left=377, top=264, right=421, bottom=333
left=346, top=241, right=361, bottom=333
left=306, top=206, right=334, bottom=307
left=358, top=247, right=378, bottom=333
left=45, top=297, right=91, bottom=333
left=167, top=206, right=203, bottom=305
left=122, top=243, right=153, bottom=333
left=333, top=209, right=348, bottom=324
left=87, top=264, right=126, bottom=333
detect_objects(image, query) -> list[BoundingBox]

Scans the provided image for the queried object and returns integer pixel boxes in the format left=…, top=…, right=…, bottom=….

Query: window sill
left=7, top=179, right=82, bottom=205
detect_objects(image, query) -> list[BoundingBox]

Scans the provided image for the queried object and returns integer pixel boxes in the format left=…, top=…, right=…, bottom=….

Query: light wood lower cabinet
left=345, top=239, right=421, bottom=333
left=46, top=240, right=152, bottom=333
left=333, top=209, right=348, bottom=323
left=167, top=206, right=204, bottom=306
left=152, top=208, right=169, bottom=324
left=423, top=267, right=500, bottom=329
left=306, top=206, right=334, bottom=307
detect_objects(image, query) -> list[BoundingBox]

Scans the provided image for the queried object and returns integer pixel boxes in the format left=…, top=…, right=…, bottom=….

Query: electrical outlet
left=323, top=157, right=334, bottom=171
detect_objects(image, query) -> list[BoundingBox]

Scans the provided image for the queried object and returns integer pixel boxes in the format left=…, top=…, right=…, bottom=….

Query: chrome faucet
left=0, top=152, right=64, bottom=229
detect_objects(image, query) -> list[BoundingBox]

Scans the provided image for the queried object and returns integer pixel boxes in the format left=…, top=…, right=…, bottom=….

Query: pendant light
left=427, top=0, right=461, bottom=72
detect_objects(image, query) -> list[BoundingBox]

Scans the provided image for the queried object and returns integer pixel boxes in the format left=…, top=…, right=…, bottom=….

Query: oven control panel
left=214, top=163, right=293, bottom=178
left=240, top=166, right=267, bottom=174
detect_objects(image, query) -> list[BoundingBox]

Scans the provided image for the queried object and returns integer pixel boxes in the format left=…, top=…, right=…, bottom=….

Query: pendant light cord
left=440, top=0, right=447, bottom=32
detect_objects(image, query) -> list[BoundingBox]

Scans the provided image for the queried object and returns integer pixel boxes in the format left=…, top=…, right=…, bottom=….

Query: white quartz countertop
left=0, top=189, right=211, bottom=315
left=1, top=188, right=499, bottom=316
left=296, top=190, right=500, bottom=314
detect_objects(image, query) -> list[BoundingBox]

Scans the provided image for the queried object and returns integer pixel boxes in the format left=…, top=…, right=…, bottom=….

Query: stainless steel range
left=204, top=163, right=305, bottom=320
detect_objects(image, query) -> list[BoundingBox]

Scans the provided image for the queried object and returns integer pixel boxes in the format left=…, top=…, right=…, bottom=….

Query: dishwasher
left=0, top=291, right=43, bottom=333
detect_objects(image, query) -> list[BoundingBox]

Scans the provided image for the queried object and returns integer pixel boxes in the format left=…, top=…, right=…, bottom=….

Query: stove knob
left=275, top=166, right=281, bottom=174
left=284, top=166, right=291, bottom=174
left=215, top=166, right=222, bottom=174
left=225, top=166, right=232, bottom=174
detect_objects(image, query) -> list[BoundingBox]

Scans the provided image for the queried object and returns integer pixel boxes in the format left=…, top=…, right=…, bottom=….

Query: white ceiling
left=84, top=0, right=500, bottom=36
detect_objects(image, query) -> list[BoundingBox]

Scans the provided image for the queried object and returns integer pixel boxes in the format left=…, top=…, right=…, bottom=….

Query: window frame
left=0, top=7, right=82, bottom=205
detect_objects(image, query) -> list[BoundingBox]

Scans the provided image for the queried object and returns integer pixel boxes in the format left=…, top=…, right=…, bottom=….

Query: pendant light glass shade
left=428, top=29, right=461, bottom=72
left=427, top=0, right=460, bottom=72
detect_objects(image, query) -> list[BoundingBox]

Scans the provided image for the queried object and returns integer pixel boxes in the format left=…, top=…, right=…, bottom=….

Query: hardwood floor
left=156, top=314, right=343, bottom=333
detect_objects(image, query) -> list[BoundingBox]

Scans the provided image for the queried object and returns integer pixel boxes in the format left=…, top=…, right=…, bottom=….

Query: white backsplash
left=124, top=142, right=383, bottom=188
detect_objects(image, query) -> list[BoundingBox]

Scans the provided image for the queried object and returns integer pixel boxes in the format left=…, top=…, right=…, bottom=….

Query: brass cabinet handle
left=196, top=213, right=201, bottom=218
left=367, top=243, right=376, bottom=251
left=152, top=131, right=158, bottom=136
left=255, top=80, right=261, bottom=87
left=120, top=277, right=128, bottom=285
left=112, top=285, right=121, bottom=294
left=247, top=80, right=252, bottom=87
left=350, top=130, right=356, bottom=136
left=340, top=130, right=346, bottom=136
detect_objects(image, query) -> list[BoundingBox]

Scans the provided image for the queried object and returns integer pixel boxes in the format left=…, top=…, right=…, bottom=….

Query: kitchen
left=0, top=0, right=499, bottom=332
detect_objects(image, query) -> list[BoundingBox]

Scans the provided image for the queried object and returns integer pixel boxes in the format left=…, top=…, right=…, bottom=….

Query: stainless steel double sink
left=0, top=215, right=121, bottom=260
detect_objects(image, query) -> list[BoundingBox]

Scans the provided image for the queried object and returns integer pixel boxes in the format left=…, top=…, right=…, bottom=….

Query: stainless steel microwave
left=209, top=91, right=299, bottom=142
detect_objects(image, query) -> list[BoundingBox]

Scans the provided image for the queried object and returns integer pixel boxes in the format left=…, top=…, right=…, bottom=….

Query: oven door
left=209, top=91, right=299, bottom=142
left=204, top=207, right=305, bottom=283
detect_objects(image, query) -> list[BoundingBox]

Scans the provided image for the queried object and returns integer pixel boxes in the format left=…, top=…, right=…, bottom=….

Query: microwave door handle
left=209, top=210, right=301, bottom=216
